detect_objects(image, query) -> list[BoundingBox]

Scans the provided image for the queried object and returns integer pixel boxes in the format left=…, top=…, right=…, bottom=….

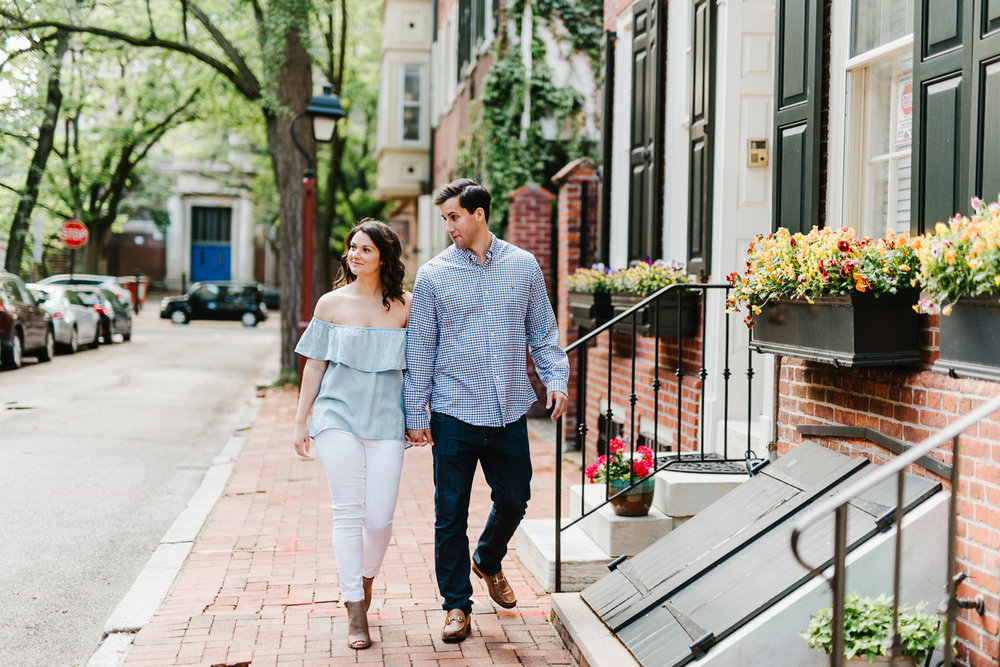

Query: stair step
left=652, top=469, right=747, bottom=517
left=569, top=484, right=675, bottom=556
left=515, top=519, right=613, bottom=592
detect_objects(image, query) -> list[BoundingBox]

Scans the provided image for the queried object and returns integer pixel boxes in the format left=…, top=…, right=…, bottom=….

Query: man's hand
left=546, top=390, right=569, bottom=421
left=406, top=428, right=433, bottom=447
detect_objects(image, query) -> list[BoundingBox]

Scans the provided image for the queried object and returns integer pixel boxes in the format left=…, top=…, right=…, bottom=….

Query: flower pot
left=750, top=289, right=921, bottom=367
left=568, top=291, right=614, bottom=329
left=936, top=295, right=1000, bottom=381
left=608, top=477, right=655, bottom=517
left=610, top=290, right=700, bottom=339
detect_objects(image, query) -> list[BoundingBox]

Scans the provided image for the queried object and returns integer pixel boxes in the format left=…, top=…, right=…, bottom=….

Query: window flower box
left=914, top=197, right=1000, bottom=380
left=935, top=296, right=1000, bottom=380
left=750, top=289, right=921, bottom=366
left=610, top=290, right=700, bottom=339
left=568, top=290, right=614, bottom=329
left=728, top=225, right=921, bottom=365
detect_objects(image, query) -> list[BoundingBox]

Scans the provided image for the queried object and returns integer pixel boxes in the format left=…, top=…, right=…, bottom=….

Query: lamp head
left=307, top=85, right=345, bottom=142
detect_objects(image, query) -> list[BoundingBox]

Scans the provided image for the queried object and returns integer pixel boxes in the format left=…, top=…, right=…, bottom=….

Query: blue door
left=190, top=206, right=232, bottom=282
left=191, top=245, right=231, bottom=282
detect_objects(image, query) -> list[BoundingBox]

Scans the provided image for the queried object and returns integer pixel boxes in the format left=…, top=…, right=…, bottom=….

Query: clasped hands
left=404, top=390, right=568, bottom=448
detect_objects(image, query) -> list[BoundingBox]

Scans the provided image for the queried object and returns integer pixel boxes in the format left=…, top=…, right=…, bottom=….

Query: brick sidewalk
left=123, top=387, right=575, bottom=666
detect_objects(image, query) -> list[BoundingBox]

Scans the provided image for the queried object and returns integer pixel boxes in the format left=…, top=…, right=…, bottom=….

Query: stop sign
left=60, top=220, right=89, bottom=248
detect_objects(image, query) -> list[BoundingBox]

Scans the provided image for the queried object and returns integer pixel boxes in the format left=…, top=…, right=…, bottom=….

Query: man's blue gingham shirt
left=404, top=235, right=569, bottom=429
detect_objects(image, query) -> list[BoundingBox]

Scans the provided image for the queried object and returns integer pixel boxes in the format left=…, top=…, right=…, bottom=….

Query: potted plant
left=913, top=196, right=1000, bottom=380
left=726, top=226, right=922, bottom=366
left=608, top=260, right=698, bottom=339
left=584, top=437, right=655, bottom=516
left=801, top=592, right=941, bottom=666
left=567, top=265, right=615, bottom=329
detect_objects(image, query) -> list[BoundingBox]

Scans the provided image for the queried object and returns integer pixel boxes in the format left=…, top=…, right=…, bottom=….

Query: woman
left=292, top=219, right=410, bottom=650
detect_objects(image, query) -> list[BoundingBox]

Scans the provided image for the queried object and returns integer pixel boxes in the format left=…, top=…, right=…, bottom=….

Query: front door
left=190, top=206, right=232, bottom=283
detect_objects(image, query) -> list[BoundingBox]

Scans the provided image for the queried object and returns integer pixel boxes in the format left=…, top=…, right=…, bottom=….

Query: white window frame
left=839, top=0, right=915, bottom=237
left=398, top=63, right=426, bottom=146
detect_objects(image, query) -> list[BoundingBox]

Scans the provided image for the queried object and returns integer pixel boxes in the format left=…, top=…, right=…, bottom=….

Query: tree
left=2, top=30, right=70, bottom=274
left=2, top=0, right=314, bottom=375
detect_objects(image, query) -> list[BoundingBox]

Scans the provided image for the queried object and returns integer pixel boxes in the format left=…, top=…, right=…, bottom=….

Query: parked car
left=75, top=286, right=132, bottom=344
left=37, top=273, right=133, bottom=307
left=160, top=281, right=268, bottom=327
left=0, top=271, right=55, bottom=369
left=27, top=284, right=102, bottom=353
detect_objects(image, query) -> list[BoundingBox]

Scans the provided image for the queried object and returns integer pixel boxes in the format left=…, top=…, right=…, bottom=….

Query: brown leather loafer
left=441, top=608, right=471, bottom=643
left=471, top=561, right=517, bottom=608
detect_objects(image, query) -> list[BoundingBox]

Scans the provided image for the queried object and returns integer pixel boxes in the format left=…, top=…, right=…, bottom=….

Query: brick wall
left=507, top=185, right=556, bottom=295
left=507, top=185, right=557, bottom=416
left=554, top=159, right=599, bottom=442
left=777, top=320, right=1000, bottom=666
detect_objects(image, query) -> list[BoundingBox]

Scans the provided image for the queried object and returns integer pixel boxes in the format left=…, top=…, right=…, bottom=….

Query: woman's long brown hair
left=333, top=219, right=406, bottom=311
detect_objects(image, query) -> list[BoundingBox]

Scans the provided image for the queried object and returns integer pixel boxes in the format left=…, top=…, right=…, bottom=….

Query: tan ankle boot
left=344, top=600, right=371, bottom=650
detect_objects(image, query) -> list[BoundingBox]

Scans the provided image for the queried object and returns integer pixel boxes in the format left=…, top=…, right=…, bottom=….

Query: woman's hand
left=293, top=423, right=312, bottom=458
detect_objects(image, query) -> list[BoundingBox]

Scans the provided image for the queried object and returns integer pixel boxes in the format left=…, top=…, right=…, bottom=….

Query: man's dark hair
left=433, top=178, right=491, bottom=223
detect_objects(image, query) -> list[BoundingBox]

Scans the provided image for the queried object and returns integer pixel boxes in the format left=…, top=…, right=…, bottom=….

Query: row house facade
left=378, top=0, right=1000, bottom=663
left=560, top=0, right=999, bottom=664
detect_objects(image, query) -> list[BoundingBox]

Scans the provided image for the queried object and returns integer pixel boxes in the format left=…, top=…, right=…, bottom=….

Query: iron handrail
left=555, top=281, right=753, bottom=592
left=790, top=392, right=1000, bottom=666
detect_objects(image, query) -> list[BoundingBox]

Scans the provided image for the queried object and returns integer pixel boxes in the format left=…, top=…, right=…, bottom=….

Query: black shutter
left=597, top=30, right=616, bottom=265
left=913, top=0, right=1000, bottom=229
left=628, top=0, right=665, bottom=262
left=687, top=0, right=715, bottom=278
left=971, top=3, right=1000, bottom=205
left=772, top=0, right=822, bottom=234
left=458, top=0, right=472, bottom=80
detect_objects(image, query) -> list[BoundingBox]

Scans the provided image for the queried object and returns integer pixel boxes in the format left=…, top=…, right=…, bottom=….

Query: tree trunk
left=5, top=31, right=70, bottom=275
left=266, top=24, right=314, bottom=377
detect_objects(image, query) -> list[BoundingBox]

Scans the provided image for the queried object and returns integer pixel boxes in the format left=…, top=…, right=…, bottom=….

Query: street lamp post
left=290, top=85, right=345, bottom=382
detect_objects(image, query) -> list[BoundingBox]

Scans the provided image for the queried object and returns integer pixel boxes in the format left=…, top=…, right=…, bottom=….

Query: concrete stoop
left=516, top=470, right=748, bottom=592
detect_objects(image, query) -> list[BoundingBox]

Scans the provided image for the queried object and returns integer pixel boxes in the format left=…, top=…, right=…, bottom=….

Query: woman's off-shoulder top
left=294, top=318, right=406, bottom=440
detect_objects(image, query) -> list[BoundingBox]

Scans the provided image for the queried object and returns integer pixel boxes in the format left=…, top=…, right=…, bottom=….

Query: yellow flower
left=898, top=264, right=910, bottom=272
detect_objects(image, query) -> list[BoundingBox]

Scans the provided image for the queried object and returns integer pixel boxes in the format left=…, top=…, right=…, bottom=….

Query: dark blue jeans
left=430, top=412, right=532, bottom=613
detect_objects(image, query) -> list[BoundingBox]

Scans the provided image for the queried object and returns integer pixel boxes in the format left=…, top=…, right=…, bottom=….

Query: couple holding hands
left=292, top=179, right=569, bottom=650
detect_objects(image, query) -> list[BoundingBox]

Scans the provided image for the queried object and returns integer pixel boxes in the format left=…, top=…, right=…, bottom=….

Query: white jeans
left=314, top=428, right=405, bottom=603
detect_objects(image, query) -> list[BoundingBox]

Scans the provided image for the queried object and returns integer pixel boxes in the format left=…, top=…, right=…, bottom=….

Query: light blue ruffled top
left=294, top=318, right=406, bottom=440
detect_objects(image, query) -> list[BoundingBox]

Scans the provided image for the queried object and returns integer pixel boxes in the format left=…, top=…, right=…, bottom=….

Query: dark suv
left=160, top=281, right=268, bottom=327
left=0, top=271, right=55, bottom=369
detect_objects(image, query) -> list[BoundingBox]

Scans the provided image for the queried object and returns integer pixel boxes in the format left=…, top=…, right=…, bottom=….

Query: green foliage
left=802, top=593, right=942, bottom=664
left=537, top=0, right=603, bottom=65
left=455, top=0, right=599, bottom=232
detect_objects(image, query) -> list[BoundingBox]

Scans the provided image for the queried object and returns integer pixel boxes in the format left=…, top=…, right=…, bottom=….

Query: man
left=404, top=178, right=569, bottom=643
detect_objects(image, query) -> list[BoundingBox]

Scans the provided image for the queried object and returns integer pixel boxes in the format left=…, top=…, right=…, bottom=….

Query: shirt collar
left=458, top=233, right=498, bottom=266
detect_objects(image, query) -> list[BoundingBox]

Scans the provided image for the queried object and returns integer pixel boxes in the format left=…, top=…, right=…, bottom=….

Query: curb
left=86, top=399, right=262, bottom=667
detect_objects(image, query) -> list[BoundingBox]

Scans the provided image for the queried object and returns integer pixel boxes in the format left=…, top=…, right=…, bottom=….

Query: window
left=191, top=206, right=232, bottom=244
left=844, top=0, right=913, bottom=238
left=399, top=64, right=425, bottom=145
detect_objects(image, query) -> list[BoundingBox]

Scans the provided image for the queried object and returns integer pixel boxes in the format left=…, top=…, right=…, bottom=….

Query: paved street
left=0, top=301, right=279, bottom=666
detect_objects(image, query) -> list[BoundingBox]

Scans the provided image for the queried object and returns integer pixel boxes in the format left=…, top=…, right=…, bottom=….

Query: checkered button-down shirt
left=404, top=235, right=569, bottom=429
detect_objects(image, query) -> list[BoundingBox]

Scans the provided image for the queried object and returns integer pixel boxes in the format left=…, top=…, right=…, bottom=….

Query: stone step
left=515, top=518, right=612, bottom=592
left=652, top=468, right=747, bottom=518
left=568, top=484, right=675, bottom=557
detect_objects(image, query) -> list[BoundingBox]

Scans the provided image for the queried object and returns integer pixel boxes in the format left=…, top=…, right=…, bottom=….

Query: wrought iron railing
left=554, top=283, right=760, bottom=592
left=790, top=393, right=1000, bottom=666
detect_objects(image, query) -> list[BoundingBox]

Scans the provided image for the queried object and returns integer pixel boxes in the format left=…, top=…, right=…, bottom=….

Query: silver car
left=27, top=284, right=102, bottom=353
left=36, top=273, right=133, bottom=308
